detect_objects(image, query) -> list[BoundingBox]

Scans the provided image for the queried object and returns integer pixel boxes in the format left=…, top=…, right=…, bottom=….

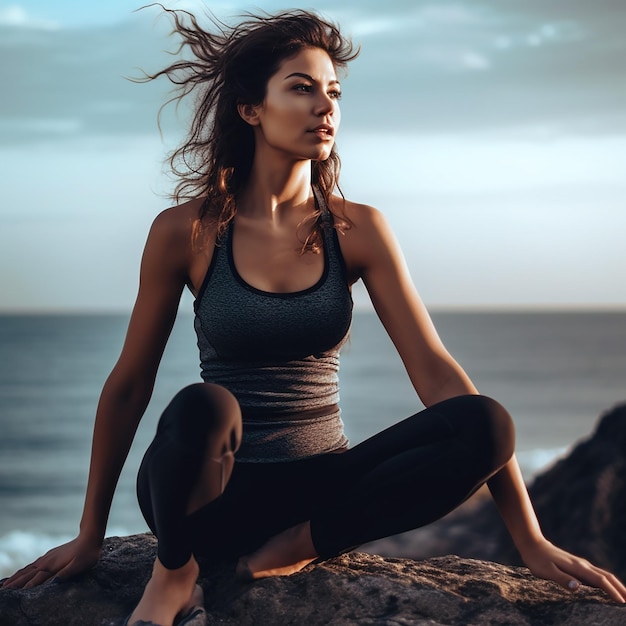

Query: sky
left=1, top=0, right=625, bottom=311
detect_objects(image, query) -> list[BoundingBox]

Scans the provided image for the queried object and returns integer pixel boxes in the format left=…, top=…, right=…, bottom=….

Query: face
left=243, top=47, right=341, bottom=162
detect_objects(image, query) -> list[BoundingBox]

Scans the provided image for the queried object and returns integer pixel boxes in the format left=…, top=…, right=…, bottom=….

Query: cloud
left=415, top=47, right=491, bottom=72
left=350, top=16, right=407, bottom=38
left=348, top=3, right=484, bottom=37
left=341, top=0, right=626, bottom=135
left=0, top=5, right=59, bottom=30
left=0, top=117, right=84, bottom=138
left=0, top=16, right=176, bottom=143
left=1, top=0, right=626, bottom=145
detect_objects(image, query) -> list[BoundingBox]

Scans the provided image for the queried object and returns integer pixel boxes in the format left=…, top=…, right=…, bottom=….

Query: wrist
left=78, top=523, right=106, bottom=546
left=515, top=530, right=547, bottom=556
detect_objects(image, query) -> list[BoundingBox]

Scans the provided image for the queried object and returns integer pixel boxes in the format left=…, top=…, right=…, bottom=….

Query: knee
left=161, top=383, right=242, bottom=441
left=440, top=394, right=515, bottom=471
left=470, top=395, right=516, bottom=469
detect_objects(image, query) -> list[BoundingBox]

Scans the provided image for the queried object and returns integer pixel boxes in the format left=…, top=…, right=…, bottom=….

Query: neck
left=238, top=148, right=314, bottom=224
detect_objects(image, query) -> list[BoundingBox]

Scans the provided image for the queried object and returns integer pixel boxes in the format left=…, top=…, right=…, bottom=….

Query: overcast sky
left=1, top=0, right=625, bottom=311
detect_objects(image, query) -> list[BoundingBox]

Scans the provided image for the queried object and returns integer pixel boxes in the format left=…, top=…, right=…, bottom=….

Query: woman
left=3, top=8, right=625, bottom=626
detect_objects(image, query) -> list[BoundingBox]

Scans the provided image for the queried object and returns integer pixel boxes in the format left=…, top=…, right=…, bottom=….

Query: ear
left=237, top=103, right=261, bottom=126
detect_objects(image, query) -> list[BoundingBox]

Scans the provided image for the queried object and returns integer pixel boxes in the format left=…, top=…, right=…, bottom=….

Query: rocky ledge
left=1, top=403, right=625, bottom=626
left=0, top=536, right=623, bottom=626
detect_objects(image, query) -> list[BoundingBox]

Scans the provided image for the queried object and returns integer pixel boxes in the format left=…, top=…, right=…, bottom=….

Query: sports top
left=193, top=187, right=353, bottom=462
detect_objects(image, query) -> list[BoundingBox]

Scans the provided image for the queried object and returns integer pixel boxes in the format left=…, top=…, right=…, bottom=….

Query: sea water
left=0, top=310, right=625, bottom=576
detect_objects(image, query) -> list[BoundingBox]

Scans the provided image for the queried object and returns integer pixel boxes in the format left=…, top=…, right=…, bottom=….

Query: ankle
left=151, top=555, right=199, bottom=585
left=128, top=557, right=200, bottom=624
left=158, top=554, right=198, bottom=571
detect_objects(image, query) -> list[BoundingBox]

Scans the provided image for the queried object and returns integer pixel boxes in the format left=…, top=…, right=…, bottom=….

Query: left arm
left=338, top=201, right=626, bottom=603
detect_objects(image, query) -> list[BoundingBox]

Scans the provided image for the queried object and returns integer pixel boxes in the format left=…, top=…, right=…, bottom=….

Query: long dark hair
left=142, top=5, right=358, bottom=246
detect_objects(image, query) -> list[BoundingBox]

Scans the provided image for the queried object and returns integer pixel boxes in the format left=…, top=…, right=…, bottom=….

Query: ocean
left=1, top=310, right=625, bottom=577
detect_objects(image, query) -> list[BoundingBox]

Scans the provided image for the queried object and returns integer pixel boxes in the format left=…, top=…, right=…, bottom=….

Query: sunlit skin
left=240, top=46, right=342, bottom=167
left=3, top=46, right=626, bottom=626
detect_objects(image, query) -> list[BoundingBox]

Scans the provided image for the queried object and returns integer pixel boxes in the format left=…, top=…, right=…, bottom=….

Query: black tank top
left=193, top=187, right=353, bottom=462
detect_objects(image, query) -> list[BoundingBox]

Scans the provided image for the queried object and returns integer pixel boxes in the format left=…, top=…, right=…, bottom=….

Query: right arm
left=3, top=207, right=193, bottom=589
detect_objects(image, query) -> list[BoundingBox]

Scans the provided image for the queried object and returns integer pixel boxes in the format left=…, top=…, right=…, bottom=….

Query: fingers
left=538, top=563, right=580, bottom=594
left=2, top=549, right=67, bottom=589
left=2, top=562, right=57, bottom=589
left=23, top=568, right=56, bottom=590
left=524, top=542, right=626, bottom=604
left=1, top=564, right=33, bottom=588
left=567, top=561, right=626, bottom=604
left=1, top=536, right=101, bottom=591
left=54, top=559, right=83, bottom=583
left=544, top=553, right=626, bottom=604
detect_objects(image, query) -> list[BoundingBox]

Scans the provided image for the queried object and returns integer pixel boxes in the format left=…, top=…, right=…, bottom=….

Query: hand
left=520, top=536, right=626, bottom=604
left=1, top=534, right=102, bottom=589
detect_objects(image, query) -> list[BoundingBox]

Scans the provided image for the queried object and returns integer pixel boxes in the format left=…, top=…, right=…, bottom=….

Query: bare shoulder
left=329, top=195, right=387, bottom=230
left=149, top=197, right=207, bottom=244
left=329, top=196, right=397, bottom=279
left=148, top=198, right=215, bottom=259
left=147, top=197, right=219, bottom=293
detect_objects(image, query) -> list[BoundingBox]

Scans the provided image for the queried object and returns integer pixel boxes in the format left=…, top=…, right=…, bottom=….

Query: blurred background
left=1, top=0, right=625, bottom=312
left=1, top=0, right=625, bottom=577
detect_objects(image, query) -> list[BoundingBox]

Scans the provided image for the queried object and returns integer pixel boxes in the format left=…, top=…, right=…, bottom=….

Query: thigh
left=333, top=401, right=457, bottom=480
left=336, top=394, right=511, bottom=479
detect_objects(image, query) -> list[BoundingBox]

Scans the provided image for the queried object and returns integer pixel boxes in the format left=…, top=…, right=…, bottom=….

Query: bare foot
left=126, top=555, right=200, bottom=626
left=178, top=583, right=205, bottom=619
left=236, top=521, right=318, bottom=580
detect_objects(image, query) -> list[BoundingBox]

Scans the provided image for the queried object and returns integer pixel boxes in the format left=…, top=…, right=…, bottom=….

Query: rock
left=364, top=403, right=626, bottom=582
left=2, top=404, right=625, bottom=625
left=0, top=535, right=623, bottom=626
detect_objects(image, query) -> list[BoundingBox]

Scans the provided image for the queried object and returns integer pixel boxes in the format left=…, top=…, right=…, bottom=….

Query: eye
left=328, top=89, right=342, bottom=100
left=293, top=83, right=313, bottom=93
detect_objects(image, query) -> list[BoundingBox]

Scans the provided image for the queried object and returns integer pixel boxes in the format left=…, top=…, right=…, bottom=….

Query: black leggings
left=137, top=384, right=515, bottom=569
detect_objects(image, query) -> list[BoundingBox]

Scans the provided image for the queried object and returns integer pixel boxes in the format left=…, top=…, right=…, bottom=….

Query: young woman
left=3, top=8, right=625, bottom=626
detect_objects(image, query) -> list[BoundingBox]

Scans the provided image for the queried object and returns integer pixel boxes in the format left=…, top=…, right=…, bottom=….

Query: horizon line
left=1, top=303, right=625, bottom=316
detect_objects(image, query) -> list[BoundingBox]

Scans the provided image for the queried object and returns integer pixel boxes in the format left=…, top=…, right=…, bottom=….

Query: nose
left=314, top=91, right=336, bottom=117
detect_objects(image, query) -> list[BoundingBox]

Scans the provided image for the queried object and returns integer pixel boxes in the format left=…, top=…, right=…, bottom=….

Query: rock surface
left=365, top=403, right=626, bottom=582
left=1, top=403, right=625, bottom=625
left=0, top=535, right=624, bottom=626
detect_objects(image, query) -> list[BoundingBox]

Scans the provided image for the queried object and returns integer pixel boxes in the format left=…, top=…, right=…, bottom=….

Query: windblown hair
left=143, top=5, right=358, bottom=247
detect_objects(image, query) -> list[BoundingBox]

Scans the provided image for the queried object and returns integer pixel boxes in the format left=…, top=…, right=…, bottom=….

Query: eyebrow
left=284, top=72, right=341, bottom=86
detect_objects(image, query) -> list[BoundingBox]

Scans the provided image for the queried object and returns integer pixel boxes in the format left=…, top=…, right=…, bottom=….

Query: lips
left=309, top=124, right=334, bottom=136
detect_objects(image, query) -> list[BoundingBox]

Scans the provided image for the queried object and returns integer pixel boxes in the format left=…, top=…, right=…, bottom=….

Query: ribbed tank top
left=193, top=187, right=353, bottom=462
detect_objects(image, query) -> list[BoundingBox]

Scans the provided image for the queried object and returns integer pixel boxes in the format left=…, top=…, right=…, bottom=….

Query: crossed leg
left=236, top=395, right=515, bottom=579
left=129, top=391, right=514, bottom=620
left=129, top=383, right=242, bottom=626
